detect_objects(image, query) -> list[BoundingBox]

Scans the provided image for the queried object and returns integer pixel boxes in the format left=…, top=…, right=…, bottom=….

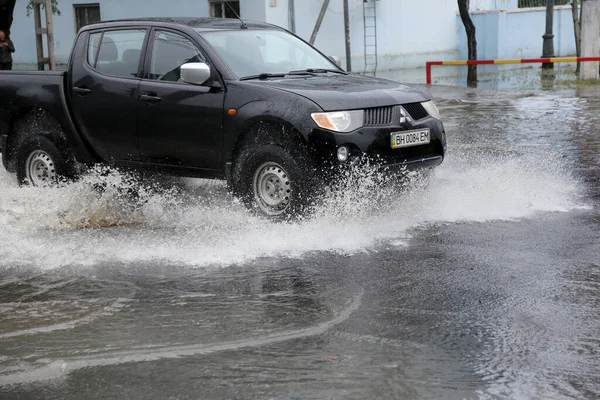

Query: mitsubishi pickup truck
left=0, top=17, right=447, bottom=219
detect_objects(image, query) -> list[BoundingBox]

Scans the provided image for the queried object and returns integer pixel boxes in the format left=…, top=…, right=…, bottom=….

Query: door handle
left=73, top=87, right=91, bottom=96
left=140, top=94, right=162, bottom=103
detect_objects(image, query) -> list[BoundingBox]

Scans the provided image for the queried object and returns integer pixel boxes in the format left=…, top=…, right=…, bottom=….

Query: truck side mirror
left=181, top=62, right=211, bottom=85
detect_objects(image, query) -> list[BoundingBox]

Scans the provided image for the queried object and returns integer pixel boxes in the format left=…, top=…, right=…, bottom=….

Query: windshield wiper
left=240, top=71, right=317, bottom=81
left=290, top=68, right=348, bottom=75
left=240, top=73, right=287, bottom=81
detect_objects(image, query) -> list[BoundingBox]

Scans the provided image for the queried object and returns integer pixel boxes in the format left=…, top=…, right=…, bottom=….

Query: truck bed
left=0, top=70, right=88, bottom=163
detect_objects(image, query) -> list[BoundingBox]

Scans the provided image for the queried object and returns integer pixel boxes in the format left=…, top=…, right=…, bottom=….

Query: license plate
left=391, top=129, right=430, bottom=149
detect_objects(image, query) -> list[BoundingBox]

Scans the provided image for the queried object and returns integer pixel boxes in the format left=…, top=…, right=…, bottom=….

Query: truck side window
left=92, top=29, right=146, bottom=78
left=147, top=30, right=206, bottom=82
left=87, top=32, right=102, bottom=67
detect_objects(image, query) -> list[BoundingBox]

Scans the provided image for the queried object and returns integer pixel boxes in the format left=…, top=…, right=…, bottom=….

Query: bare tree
left=572, top=0, right=582, bottom=73
left=458, top=0, right=477, bottom=86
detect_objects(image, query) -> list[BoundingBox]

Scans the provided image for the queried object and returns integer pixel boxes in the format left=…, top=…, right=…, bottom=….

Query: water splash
left=0, top=149, right=590, bottom=270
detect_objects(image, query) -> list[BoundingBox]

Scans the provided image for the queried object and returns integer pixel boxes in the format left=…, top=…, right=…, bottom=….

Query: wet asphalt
left=0, top=80, right=599, bottom=399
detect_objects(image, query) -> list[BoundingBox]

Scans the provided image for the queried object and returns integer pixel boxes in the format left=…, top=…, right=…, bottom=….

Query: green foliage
left=26, top=0, right=61, bottom=17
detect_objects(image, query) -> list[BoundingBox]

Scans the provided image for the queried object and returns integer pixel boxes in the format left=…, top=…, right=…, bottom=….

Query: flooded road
left=1, top=84, right=598, bottom=399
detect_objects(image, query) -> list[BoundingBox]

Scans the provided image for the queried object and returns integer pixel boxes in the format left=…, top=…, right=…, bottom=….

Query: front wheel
left=233, top=145, right=319, bottom=221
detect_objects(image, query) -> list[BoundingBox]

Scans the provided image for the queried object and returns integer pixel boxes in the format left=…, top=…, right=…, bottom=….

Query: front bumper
left=308, top=115, right=447, bottom=170
left=379, top=155, right=444, bottom=172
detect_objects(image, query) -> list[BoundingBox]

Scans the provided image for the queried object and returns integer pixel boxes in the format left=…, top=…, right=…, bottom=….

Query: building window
left=74, top=4, right=101, bottom=33
left=209, top=0, right=240, bottom=18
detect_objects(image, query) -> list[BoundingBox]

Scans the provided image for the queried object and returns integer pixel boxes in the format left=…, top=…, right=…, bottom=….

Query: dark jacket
left=0, top=39, right=15, bottom=63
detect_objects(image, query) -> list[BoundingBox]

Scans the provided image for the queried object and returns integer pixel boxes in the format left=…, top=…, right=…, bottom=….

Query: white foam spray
left=0, top=148, right=590, bottom=270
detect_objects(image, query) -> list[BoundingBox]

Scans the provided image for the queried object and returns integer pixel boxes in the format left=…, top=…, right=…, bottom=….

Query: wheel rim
left=25, top=150, right=57, bottom=186
left=252, top=162, right=292, bottom=216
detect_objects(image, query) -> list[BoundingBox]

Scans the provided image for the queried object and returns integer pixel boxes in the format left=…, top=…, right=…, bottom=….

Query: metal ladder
left=363, top=0, right=378, bottom=76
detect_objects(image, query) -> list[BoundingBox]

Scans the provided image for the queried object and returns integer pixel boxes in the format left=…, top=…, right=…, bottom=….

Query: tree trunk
left=572, top=0, right=582, bottom=73
left=458, top=0, right=477, bottom=87
left=0, top=0, right=16, bottom=37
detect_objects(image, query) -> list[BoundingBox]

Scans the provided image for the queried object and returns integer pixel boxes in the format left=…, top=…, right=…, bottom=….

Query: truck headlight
left=311, top=110, right=364, bottom=133
left=421, top=100, right=441, bottom=120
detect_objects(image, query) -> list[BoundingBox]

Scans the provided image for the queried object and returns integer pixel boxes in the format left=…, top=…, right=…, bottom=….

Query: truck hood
left=249, top=74, right=430, bottom=111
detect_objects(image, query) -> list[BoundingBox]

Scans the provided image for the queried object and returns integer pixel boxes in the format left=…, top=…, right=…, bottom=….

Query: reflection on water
left=379, top=63, right=585, bottom=91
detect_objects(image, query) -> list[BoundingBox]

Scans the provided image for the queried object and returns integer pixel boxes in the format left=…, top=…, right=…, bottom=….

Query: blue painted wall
left=459, top=6, right=577, bottom=61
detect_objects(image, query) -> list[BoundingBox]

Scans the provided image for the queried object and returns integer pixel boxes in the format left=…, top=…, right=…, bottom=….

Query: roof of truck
left=81, top=17, right=282, bottom=32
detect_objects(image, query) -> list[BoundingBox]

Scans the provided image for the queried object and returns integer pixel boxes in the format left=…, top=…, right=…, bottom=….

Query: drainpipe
left=343, top=0, right=352, bottom=72
left=288, top=0, right=296, bottom=33
left=542, top=0, right=555, bottom=69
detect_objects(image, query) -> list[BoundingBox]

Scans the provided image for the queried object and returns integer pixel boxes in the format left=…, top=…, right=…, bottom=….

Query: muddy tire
left=233, top=144, right=319, bottom=221
left=16, top=135, right=77, bottom=187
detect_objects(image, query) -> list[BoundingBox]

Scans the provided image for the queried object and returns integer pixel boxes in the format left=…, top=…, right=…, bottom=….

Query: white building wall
left=273, top=0, right=460, bottom=72
left=469, top=0, right=519, bottom=11
left=8, top=0, right=461, bottom=72
left=241, top=0, right=267, bottom=23
left=9, top=0, right=211, bottom=65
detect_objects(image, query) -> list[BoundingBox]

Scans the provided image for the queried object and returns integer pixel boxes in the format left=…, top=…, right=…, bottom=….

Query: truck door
left=137, top=28, right=224, bottom=171
left=70, top=28, right=148, bottom=162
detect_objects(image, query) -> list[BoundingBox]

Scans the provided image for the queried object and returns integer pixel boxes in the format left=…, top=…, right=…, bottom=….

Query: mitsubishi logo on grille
left=400, top=108, right=411, bottom=124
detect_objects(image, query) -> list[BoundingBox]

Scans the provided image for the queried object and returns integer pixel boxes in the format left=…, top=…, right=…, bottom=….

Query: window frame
left=141, top=27, right=214, bottom=86
left=74, top=3, right=101, bottom=33
left=84, top=26, right=151, bottom=80
left=208, top=0, right=240, bottom=19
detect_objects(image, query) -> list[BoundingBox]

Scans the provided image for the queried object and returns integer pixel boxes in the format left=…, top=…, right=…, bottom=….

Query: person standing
left=0, top=30, right=15, bottom=71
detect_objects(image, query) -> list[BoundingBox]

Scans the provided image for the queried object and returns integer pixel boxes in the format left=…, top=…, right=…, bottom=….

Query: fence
left=518, top=0, right=569, bottom=7
left=470, top=0, right=570, bottom=10
left=425, top=56, right=600, bottom=84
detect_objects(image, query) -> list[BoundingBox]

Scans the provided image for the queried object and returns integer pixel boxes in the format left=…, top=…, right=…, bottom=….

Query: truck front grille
left=364, top=106, right=394, bottom=126
left=402, top=103, right=429, bottom=121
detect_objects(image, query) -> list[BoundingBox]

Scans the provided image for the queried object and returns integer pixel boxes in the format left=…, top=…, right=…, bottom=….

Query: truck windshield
left=199, top=29, right=342, bottom=79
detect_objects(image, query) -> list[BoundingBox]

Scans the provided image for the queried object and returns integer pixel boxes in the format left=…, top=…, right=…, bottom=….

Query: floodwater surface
left=0, top=84, right=599, bottom=399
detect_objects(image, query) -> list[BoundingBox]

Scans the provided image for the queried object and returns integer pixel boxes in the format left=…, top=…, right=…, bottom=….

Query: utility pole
left=542, top=0, right=555, bottom=69
left=580, top=0, right=600, bottom=80
left=343, top=0, right=351, bottom=72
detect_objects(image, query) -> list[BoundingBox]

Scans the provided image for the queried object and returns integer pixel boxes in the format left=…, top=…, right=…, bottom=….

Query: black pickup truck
left=0, top=17, right=446, bottom=219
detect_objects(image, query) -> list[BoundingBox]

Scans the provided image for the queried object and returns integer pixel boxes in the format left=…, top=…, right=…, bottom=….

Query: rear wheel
left=233, top=144, right=319, bottom=220
left=16, top=135, right=77, bottom=187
